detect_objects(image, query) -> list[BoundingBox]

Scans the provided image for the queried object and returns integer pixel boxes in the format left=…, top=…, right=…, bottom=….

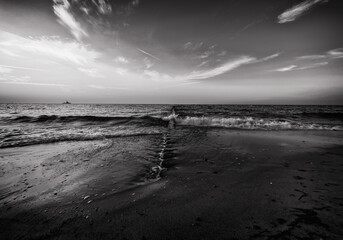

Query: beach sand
left=1, top=129, right=343, bottom=239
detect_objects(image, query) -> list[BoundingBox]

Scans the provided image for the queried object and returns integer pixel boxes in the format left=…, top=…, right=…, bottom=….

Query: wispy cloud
left=180, top=53, right=279, bottom=80
left=143, top=70, right=172, bottom=82
left=115, top=0, right=140, bottom=15
left=217, top=50, right=227, bottom=57
left=196, top=60, right=209, bottom=69
left=156, top=81, right=201, bottom=91
left=327, top=48, right=343, bottom=59
left=275, top=65, right=297, bottom=72
left=3, top=81, right=68, bottom=87
left=184, top=56, right=256, bottom=80
left=194, top=45, right=217, bottom=60
left=197, top=50, right=212, bottom=59
left=0, top=64, right=45, bottom=71
left=0, top=66, right=13, bottom=74
left=278, top=0, right=328, bottom=24
left=296, top=54, right=326, bottom=60
left=0, top=74, right=30, bottom=82
left=230, top=18, right=266, bottom=40
left=183, top=42, right=203, bottom=51
left=296, top=48, right=343, bottom=60
left=257, top=53, right=281, bottom=62
left=275, top=62, right=328, bottom=72
left=0, top=73, right=67, bottom=87
left=88, top=84, right=129, bottom=90
left=131, top=0, right=140, bottom=7
left=115, top=56, right=129, bottom=64
left=143, top=57, right=154, bottom=69
left=115, top=67, right=128, bottom=76
left=92, top=0, right=112, bottom=15
left=136, top=48, right=161, bottom=60
left=0, top=48, right=20, bottom=57
left=0, top=31, right=100, bottom=66
left=78, top=67, right=105, bottom=78
left=297, top=62, right=328, bottom=70
left=53, top=0, right=88, bottom=41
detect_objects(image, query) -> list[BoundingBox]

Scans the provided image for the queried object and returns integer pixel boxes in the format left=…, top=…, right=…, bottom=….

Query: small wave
left=9, top=115, right=127, bottom=123
left=162, top=113, right=178, bottom=121
left=0, top=131, right=162, bottom=148
left=6, top=114, right=168, bottom=126
left=175, top=116, right=342, bottom=130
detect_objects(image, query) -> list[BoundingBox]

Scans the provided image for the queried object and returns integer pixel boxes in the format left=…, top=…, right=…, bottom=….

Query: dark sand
left=1, top=130, right=343, bottom=240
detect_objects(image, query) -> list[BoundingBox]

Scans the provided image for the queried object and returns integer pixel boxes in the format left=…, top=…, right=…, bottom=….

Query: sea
left=0, top=104, right=342, bottom=149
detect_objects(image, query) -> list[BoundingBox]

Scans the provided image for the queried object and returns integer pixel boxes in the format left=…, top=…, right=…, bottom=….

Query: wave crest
left=176, top=116, right=341, bottom=130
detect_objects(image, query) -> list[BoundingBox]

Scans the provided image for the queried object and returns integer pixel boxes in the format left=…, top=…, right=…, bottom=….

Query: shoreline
left=1, top=130, right=343, bottom=239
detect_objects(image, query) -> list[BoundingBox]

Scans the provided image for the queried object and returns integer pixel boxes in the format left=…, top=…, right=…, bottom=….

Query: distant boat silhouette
left=62, top=101, right=71, bottom=104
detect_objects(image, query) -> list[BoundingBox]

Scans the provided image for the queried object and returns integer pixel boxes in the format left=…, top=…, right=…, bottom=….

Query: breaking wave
left=1, top=105, right=342, bottom=148
left=8, top=114, right=167, bottom=125
left=175, top=116, right=342, bottom=130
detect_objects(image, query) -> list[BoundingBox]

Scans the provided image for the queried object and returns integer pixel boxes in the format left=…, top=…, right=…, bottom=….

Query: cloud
left=230, top=18, right=266, bottom=40
left=0, top=66, right=13, bottom=74
left=0, top=48, right=20, bottom=57
left=2, top=81, right=68, bottom=87
left=53, top=0, right=88, bottom=41
left=181, top=53, right=279, bottom=80
left=185, top=43, right=216, bottom=60
left=297, top=62, right=328, bottom=70
left=278, top=0, right=328, bottom=24
left=0, top=30, right=103, bottom=84
left=184, top=56, right=256, bottom=80
left=327, top=48, right=343, bottom=59
left=0, top=66, right=31, bottom=84
left=143, top=57, right=154, bottom=69
left=115, top=0, right=141, bottom=15
left=197, top=50, right=212, bottom=59
left=0, top=64, right=44, bottom=71
left=0, top=75, right=30, bottom=82
left=194, top=46, right=216, bottom=60
left=296, top=48, right=343, bottom=60
left=143, top=70, right=172, bottom=82
left=183, top=42, right=203, bottom=51
left=88, top=84, right=129, bottom=90
left=217, top=51, right=227, bottom=57
left=0, top=31, right=100, bottom=66
left=131, top=0, right=140, bottom=7
left=2, top=78, right=69, bottom=87
left=78, top=67, right=105, bottom=78
left=156, top=81, right=201, bottom=90
left=296, top=54, right=326, bottom=60
left=0, top=66, right=66, bottom=87
left=275, top=65, right=297, bottom=72
left=136, top=48, right=161, bottom=60
left=196, top=60, right=209, bottom=69
left=258, top=53, right=280, bottom=62
left=183, top=42, right=192, bottom=49
left=0, top=68, right=68, bottom=86
left=115, top=56, right=129, bottom=64
left=275, top=62, right=328, bottom=72
left=92, top=0, right=112, bottom=15
left=115, top=67, right=128, bottom=75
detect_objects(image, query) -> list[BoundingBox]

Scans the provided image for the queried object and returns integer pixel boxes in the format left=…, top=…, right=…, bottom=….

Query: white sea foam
left=175, top=116, right=341, bottom=130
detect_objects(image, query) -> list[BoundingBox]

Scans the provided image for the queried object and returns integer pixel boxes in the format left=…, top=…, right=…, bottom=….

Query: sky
left=0, top=0, right=342, bottom=104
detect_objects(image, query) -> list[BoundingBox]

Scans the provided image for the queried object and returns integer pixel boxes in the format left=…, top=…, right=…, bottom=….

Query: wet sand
left=1, top=130, right=343, bottom=240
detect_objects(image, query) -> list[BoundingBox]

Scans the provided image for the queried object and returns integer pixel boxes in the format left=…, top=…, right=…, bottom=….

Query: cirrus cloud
left=0, top=30, right=100, bottom=66
left=278, top=0, right=328, bottom=24
left=53, top=0, right=88, bottom=41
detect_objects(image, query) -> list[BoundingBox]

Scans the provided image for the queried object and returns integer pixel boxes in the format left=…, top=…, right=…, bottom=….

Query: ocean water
left=0, top=104, right=342, bottom=148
